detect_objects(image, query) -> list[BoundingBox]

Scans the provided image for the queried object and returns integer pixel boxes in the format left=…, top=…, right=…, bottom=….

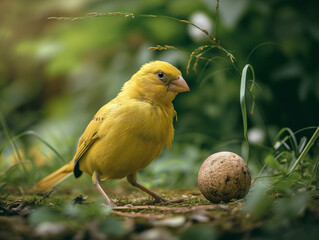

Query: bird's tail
left=33, top=162, right=74, bottom=193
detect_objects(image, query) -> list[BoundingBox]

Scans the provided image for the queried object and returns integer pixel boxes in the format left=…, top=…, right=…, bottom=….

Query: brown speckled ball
left=198, top=151, right=251, bottom=203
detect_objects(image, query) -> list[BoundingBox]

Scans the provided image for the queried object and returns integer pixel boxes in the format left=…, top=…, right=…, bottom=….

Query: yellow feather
left=33, top=61, right=189, bottom=193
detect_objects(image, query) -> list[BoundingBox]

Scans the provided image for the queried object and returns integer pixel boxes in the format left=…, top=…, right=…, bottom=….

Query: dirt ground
left=1, top=188, right=319, bottom=240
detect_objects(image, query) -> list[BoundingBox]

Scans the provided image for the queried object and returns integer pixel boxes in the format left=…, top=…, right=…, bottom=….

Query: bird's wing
left=72, top=104, right=111, bottom=178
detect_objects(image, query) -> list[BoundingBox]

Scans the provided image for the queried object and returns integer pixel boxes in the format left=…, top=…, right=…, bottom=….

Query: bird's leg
left=92, top=171, right=116, bottom=206
left=127, top=173, right=186, bottom=204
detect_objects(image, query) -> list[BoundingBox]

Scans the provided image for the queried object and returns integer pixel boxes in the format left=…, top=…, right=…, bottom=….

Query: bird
left=33, top=61, right=190, bottom=206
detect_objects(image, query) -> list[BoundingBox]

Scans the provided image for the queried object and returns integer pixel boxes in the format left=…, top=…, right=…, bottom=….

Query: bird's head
left=122, top=61, right=190, bottom=105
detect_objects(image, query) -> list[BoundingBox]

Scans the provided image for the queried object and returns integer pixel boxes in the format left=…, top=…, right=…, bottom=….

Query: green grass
left=239, top=64, right=256, bottom=163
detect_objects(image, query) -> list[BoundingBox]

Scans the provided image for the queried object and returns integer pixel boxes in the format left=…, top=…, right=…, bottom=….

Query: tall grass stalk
left=0, top=111, right=27, bottom=175
left=0, top=130, right=65, bottom=163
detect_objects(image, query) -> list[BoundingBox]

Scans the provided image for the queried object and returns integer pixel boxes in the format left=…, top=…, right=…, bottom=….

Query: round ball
left=198, top=151, right=251, bottom=203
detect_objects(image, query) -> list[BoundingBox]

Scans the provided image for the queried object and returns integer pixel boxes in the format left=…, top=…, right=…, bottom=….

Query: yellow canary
left=34, top=61, right=190, bottom=205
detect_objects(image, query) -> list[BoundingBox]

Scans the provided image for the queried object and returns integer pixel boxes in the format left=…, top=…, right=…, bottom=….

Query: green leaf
left=243, top=179, right=273, bottom=218
left=273, top=172, right=301, bottom=191
left=181, top=225, right=217, bottom=240
left=264, top=155, right=282, bottom=171
left=98, top=217, right=126, bottom=236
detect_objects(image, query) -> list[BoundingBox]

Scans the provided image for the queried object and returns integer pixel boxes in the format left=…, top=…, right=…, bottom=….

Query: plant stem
left=288, top=126, right=319, bottom=174
left=213, top=0, right=220, bottom=43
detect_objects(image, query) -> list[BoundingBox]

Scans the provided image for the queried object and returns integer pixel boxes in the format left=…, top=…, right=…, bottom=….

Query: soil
left=1, top=188, right=319, bottom=240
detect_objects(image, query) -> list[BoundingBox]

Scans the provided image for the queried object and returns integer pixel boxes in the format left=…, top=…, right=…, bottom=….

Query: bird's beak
left=168, top=76, right=190, bottom=93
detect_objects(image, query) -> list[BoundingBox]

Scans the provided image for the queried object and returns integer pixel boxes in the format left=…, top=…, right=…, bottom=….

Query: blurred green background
left=0, top=0, right=318, bottom=190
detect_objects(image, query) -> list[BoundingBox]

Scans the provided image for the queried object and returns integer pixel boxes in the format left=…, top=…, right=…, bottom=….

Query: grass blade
left=240, top=64, right=256, bottom=163
left=0, top=130, right=65, bottom=163
left=273, top=127, right=299, bottom=155
left=0, top=111, right=27, bottom=175
left=245, top=42, right=280, bottom=63
left=288, top=126, right=319, bottom=174
left=307, top=155, right=319, bottom=189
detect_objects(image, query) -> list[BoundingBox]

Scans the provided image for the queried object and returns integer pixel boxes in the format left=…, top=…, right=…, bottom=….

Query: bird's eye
left=157, top=71, right=164, bottom=78
left=157, top=71, right=167, bottom=82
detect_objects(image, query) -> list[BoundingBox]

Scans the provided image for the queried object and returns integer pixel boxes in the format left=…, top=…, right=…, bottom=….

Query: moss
left=1, top=188, right=319, bottom=240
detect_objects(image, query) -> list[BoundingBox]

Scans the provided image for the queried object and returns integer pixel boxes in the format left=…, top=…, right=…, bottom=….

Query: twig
left=111, top=211, right=171, bottom=219
left=113, top=204, right=217, bottom=213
